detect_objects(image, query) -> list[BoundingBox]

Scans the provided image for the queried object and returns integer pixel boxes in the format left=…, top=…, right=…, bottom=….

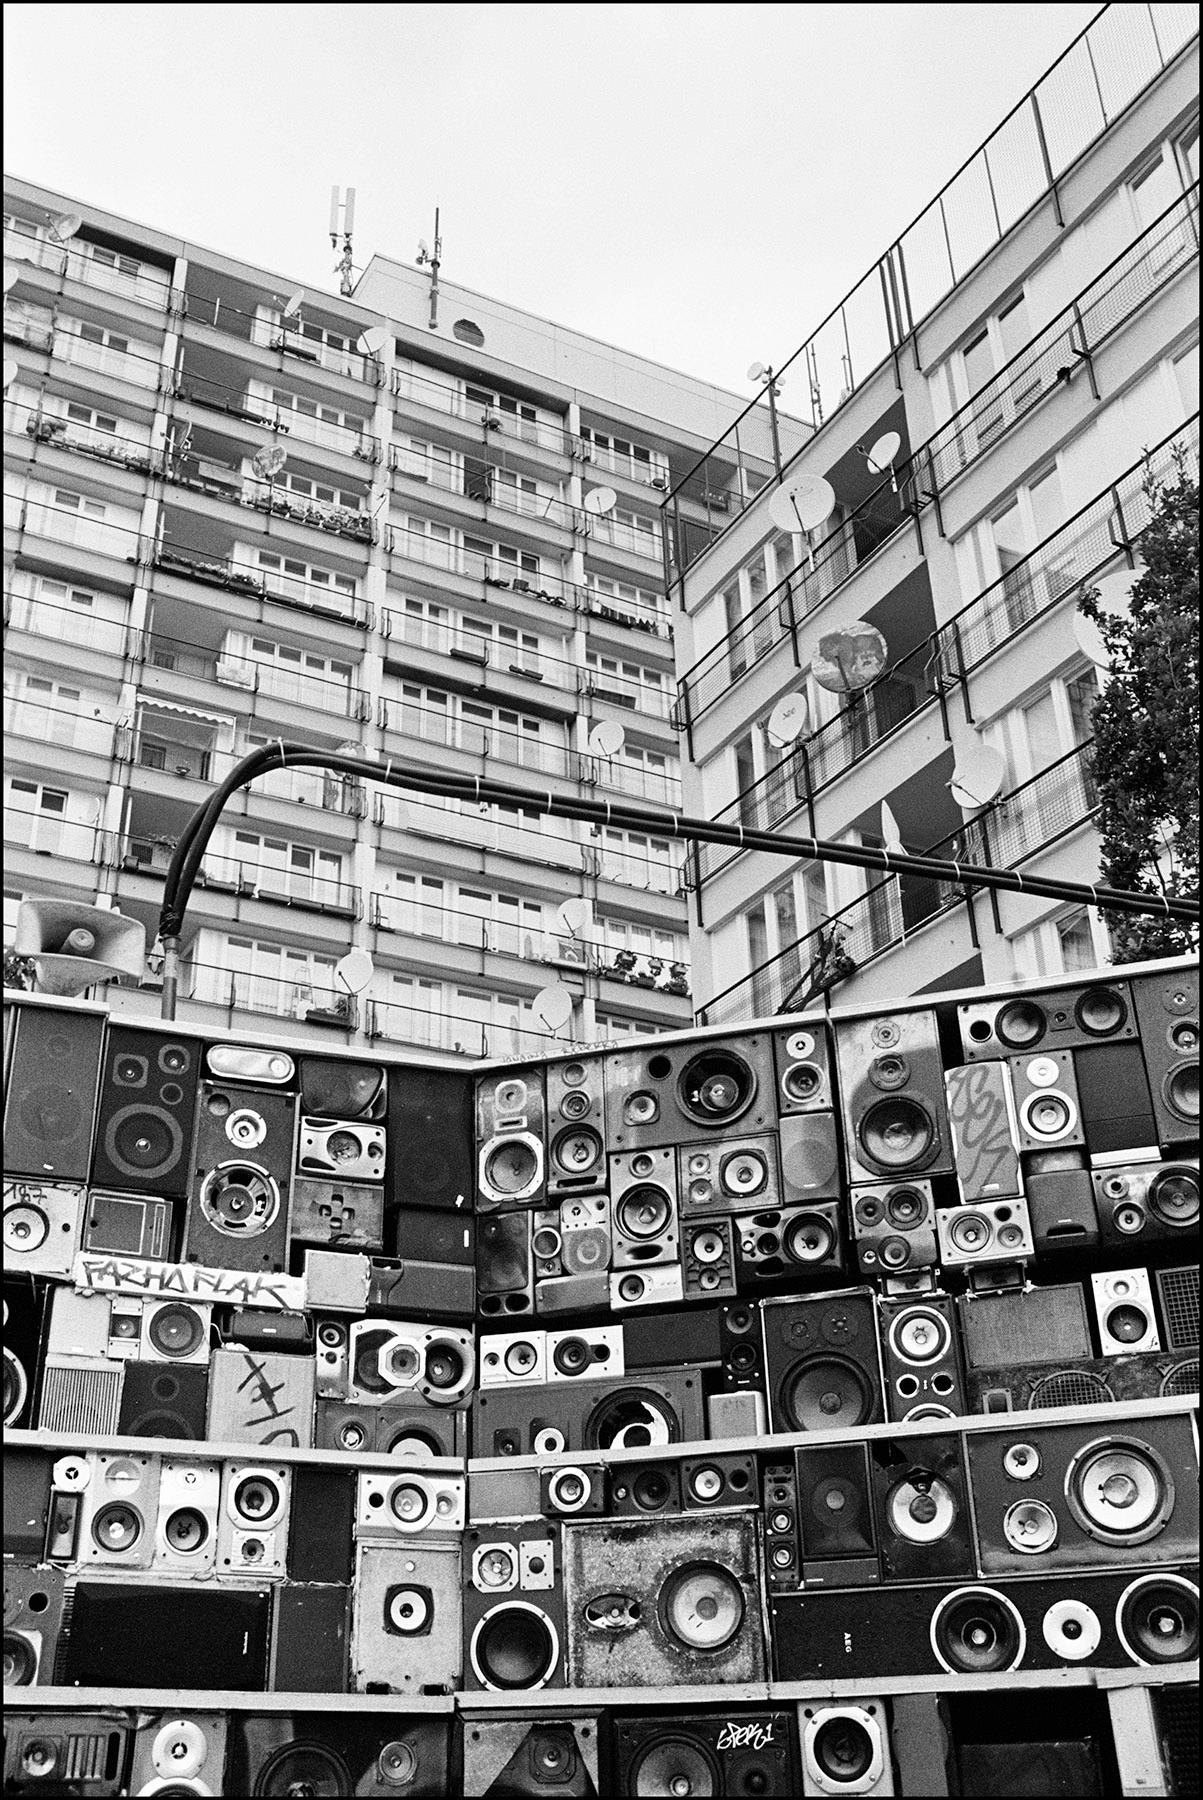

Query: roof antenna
left=329, top=186, right=356, bottom=297
left=415, top=208, right=442, bottom=331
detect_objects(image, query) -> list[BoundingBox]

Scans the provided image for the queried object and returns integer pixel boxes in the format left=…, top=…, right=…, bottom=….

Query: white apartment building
left=667, top=3, right=1198, bottom=1027
left=3, top=177, right=792, bottom=1058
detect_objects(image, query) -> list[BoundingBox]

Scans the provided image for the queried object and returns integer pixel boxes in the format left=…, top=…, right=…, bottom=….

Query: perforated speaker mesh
left=1154, top=1684, right=1199, bottom=1797
left=1031, top=1369, right=1114, bottom=1409
left=1160, top=1357, right=1199, bottom=1398
left=1156, top=1266, right=1199, bottom=1351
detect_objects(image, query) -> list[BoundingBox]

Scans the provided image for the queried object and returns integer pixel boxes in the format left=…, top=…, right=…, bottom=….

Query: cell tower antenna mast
left=330, top=185, right=356, bottom=296
left=415, top=207, right=442, bottom=330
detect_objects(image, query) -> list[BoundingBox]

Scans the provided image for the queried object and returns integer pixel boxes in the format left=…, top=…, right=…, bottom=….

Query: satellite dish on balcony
left=880, top=800, right=904, bottom=856
left=2, top=359, right=18, bottom=392
left=252, top=444, right=287, bottom=481
left=4, top=267, right=18, bottom=294
left=557, top=898, right=591, bottom=937
left=282, top=291, right=305, bottom=319
left=766, top=690, right=810, bottom=748
left=532, top=983, right=574, bottom=1035
left=357, top=325, right=387, bottom=356
left=588, top=720, right=626, bottom=759
left=747, top=361, right=768, bottom=382
left=768, top=473, right=836, bottom=537
left=583, top=486, right=617, bottom=516
left=866, top=430, right=901, bottom=475
left=948, top=741, right=1006, bottom=810
left=48, top=212, right=82, bottom=244
left=335, top=948, right=375, bottom=994
left=812, top=621, right=889, bottom=694
left=1073, top=566, right=1140, bottom=669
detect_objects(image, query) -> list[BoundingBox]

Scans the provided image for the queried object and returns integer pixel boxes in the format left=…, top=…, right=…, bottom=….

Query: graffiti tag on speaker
left=716, top=1719, right=778, bottom=1752
left=72, top=1254, right=305, bottom=1309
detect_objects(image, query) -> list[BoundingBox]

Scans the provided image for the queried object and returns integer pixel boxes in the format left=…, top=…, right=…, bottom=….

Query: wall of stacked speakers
left=2, top=955, right=1198, bottom=1797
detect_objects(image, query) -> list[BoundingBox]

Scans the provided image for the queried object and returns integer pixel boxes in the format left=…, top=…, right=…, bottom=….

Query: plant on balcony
left=3, top=949, right=37, bottom=991
left=1079, top=454, right=1199, bottom=962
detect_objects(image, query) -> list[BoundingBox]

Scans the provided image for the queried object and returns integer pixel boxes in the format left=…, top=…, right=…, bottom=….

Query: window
left=231, top=832, right=344, bottom=904
left=256, top=550, right=357, bottom=611
left=7, top=677, right=82, bottom=747
left=393, top=596, right=450, bottom=652
left=494, top=469, right=543, bottom=517
left=1010, top=907, right=1111, bottom=982
left=958, top=463, right=1070, bottom=644
left=580, top=425, right=669, bottom=485
left=617, top=743, right=677, bottom=804
left=268, top=387, right=366, bottom=444
left=221, top=937, right=341, bottom=1018
left=65, top=402, right=119, bottom=437
left=599, top=828, right=679, bottom=893
left=6, top=779, right=71, bottom=854
left=461, top=615, right=542, bottom=672
left=243, top=635, right=355, bottom=710
left=396, top=515, right=455, bottom=571
left=380, top=871, right=446, bottom=937
left=584, top=650, right=667, bottom=714
left=393, top=435, right=456, bottom=490
left=276, top=470, right=362, bottom=511
left=586, top=572, right=667, bottom=628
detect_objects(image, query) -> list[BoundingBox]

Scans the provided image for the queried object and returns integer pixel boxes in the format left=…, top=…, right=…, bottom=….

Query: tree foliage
left=1079, top=453, right=1199, bottom=962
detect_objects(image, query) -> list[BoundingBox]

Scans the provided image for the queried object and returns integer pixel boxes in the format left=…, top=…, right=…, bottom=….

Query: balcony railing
left=240, top=483, right=376, bottom=546
left=391, top=365, right=569, bottom=455
left=4, top=806, right=101, bottom=863
left=153, top=540, right=370, bottom=626
left=691, top=414, right=1198, bottom=894
left=144, top=634, right=370, bottom=720
left=677, top=185, right=1199, bottom=732
left=184, top=958, right=359, bottom=1029
left=697, top=740, right=1100, bottom=1027
left=366, top=996, right=566, bottom=1061
left=5, top=586, right=135, bottom=658
left=114, top=836, right=360, bottom=917
left=3, top=226, right=176, bottom=309
left=171, top=369, right=381, bottom=462
left=662, top=2, right=1198, bottom=576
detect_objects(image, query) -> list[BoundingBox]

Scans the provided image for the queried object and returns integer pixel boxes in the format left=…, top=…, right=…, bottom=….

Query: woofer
left=1117, top=1573, right=1199, bottom=1664
left=254, top=1744, right=352, bottom=1797
left=199, top=1164, right=279, bottom=1236
left=858, top=1096, right=935, bottom=1171
left=629, top=1737, right=718, bottom=1798
left=782, top=1356, right=873, bottom=1432
left=930, top=1587, right=1024, bottom=1673
left=470, top=1601, right=558, bottom=1689
left=147, top=1303, right=205, bottom=1359
left=104, top=1105, right=182, bottom=1179
left=1065, top=1437, right=1173, bottom=1544
left=483, top=1137, right=541, bottom=1197
left=677, top=1049, right=757, bottom=1126
left=660, top=1561, right=743, bottom=1651
left=996, top=1000, right=1045, bottom=1049
left=585, top=1386, right=679, bottom=1451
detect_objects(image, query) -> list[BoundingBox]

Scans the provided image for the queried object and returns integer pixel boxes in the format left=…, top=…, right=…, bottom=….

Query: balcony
left=240, top=483, right=376, bottom=547
left=3, top=225, right=177, bottom=311
left=113, top=836, right=360, bottom=918
left=4, top=806, right=102, bottom=865
left=172, top=368, right=381, bottom=465
left=182, top=957, right=360, bottom=1031
left=391, top=365, right=569, bottom=457
left=697, top=740, right=1100, bottom=1027
left=366, top=995, right=564, bottom=1062
left=663, top=2, right=1197, bottom=576
left=152, top=540, right=370, bottom=627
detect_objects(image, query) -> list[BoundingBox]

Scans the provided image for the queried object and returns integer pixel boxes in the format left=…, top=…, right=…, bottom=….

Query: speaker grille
left=38, top=1361, right=122, bottom=1434
left=1154, top=1684, right=1199, bottom=1797
left=1160, top=1357, right=1199, bottom=1398
left=1156, top=1266, right=1200, bottom=1350
left=1031, top=1369, right=1113, bottom=1409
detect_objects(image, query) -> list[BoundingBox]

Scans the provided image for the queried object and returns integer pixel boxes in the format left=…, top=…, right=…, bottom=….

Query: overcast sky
left=5, top=2, right=1099, bottom=397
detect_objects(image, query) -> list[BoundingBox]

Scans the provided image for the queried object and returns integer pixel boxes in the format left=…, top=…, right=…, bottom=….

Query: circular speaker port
left=888, top=1307, right=949, bottom=1365
left=616, top=1185, right=671, bottom=1240
left=1117, top=1573, right=1199, bottom=1665
left=996, top=1000, right=1045, bottom=1049
left=677, top=1048, right=757, bottom=1127
left=660, top=1562, right=744, bottom=1651
left=1148, top=1166, right=1199, bottom=1227
left=1002, top=1499, right=1058, bottom=1554
left=1042, top=1597, right=1101, bottom=1661
left=858, top=1097, right=936, bottom=1172
left=147, top=1303, right=205, bottom=1359
left=1066, top=1437, right=1172, bottom=1544
left=931, top=1587, right=1025, bottom=1674
left=470, top=1602, right=559, bottom=1689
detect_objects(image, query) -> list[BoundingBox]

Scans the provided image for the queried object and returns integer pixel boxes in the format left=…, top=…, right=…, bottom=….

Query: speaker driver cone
left=888, top=1473, right=957, bottom=1543
left=470, top=1601, right=558, bottom=1689
left=677, top=1048, right=757, bottom=1126
left=483, top=1137, right=540, bottom=1197
left=585, top=1387, right=678, bottom=1451
left=660, top=1561, right=744, bottom=1651
left=1149, top=1167, right=1199, bottom=1226
left=629, top=1737, right=718, bottom=1798
left=199, top=1164, right=279, bottom=1236
left=3, top=1631, right=36, bottom=1686
left=1117, top=1573, right=1199, bottom=1664
left=164, top=1507, right=209, bottom=1553
left=782, top=1355, right=873, bottom=1431
left=931, top=1587, right=1025, bottom=1673
left=105, top=1104, right=183, bottom=1178
left=3, top=1204, right=49, bottom=1254
left=1066, top=1438, right=1172, bottom=1544
left=811, top=1713, right=876, bottom=1784
left=858, top=1096, right=935, bottom=1171
left=254, top=1744, right=352, bottom=1797
left=147, top=1304, right=204, bottom=1359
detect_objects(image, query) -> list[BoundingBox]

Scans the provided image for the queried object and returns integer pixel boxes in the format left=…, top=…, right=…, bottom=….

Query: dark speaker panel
left=762, top=1288, right=883, bottom=1434
left=1132, top=969, right=1199, bottom=1148
left=63, top=1580, right=271, bottom=1689
left=3, top=1008, right=105, bottom=1181
left=388, top=1063, right=475, bottom=1213
left=117, top=1362, right=209, bottom=1441
left=90, top=1025, right=200, bottom=1196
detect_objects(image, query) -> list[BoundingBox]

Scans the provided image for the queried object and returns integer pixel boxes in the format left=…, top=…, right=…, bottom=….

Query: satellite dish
left=747, top=361, right=768, bottom=383
left=357, top=325, right=387, bottom=356
left=1073, top=566, right=1140, bottom=669
left=768, top=473, right=837, bottom=537
left=417, top=238, right=430, bottom=261
left=282, top=291, right=305, bottom=319
left=588, top=720, right=626, bottom=759
left=866, top=430, right=901, bottom=476
left=252, top=444, right=287, bottom=480
left=812, top=621, right=889, bottom=694
left=766, top=690, right=810, bottom=748
left=335, top=948, right=375, bottom=994
left=2, top=360, right=18, bottom=393
left=948, top=741, right=1007, bottom=811
left=48, top=212, right=81, bottom=244
left=583, top=486, right=617, bottom=517
left=557, top=898, right=591, bottom=937
left=4, top=267, right=18, bottom=294
left=880, top=800, right=904, bottom=856
left=532, top=984, right=574, bottom=1035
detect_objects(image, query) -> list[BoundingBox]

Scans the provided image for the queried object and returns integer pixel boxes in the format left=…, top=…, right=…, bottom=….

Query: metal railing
left=691, top=415, right=1198, bottom=892
left=662, top=1, right=1197, bottom=575
left=179, top=293, right=381, bottom=386
left=182, top=957, right=359, bottom=1029
left=172, top=368, right=381, bottom=462
left=153, top=539, right=370, bottom=626
left=697, top=739, right=1100, bottom=1025
left=144, top=634, right=370, bottom=720
left=5, top=585, right=135, bottom=658
left=391, top=364, right=570, bottom=455
left=677, top=184, right=1199, bottom=728
left=390, top=445, right=571, bottom=529
left=113, top=836, right=361, bottom=916
left=241, top=483, right=376, bottom=546
left=3, top=226, right=176, bottom=308
left=366, top=994, right=566, bottom=1060
left=3, top=806, right=102, bottom=864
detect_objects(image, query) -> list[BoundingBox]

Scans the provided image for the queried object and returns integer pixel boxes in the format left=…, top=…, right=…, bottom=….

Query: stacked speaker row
left=7, top=1402, right=1198, bottom=1697
left=5, top=1684, right=1197, bottom=1796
